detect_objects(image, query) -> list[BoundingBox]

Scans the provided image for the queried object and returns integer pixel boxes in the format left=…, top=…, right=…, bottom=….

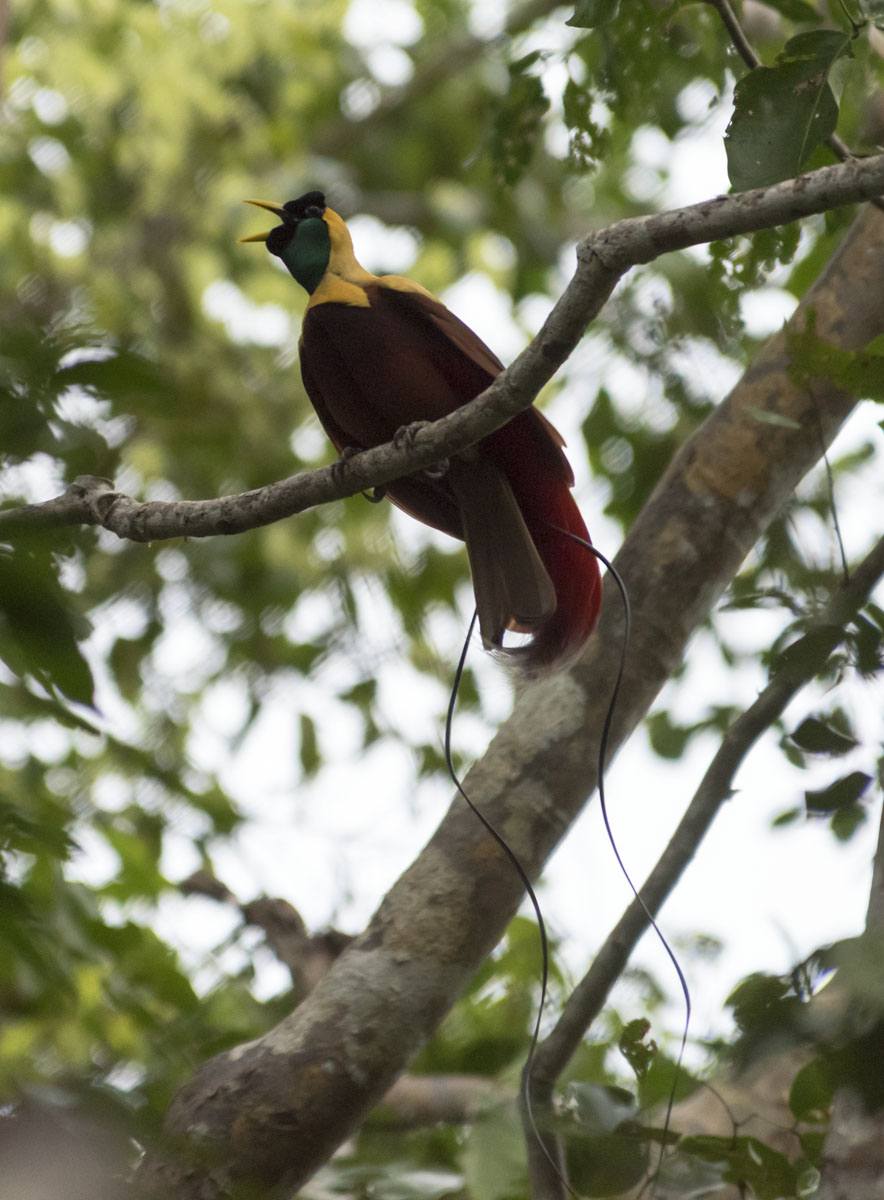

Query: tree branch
left=3, top=154, right=884, bottom=546
left=707, top=0, right=760, bottom=70
left=528, top=535, right=884, bottom=1099
left=179, top=871, right=502, bottom=1129
left=133, top=196, right=884, bottom=1197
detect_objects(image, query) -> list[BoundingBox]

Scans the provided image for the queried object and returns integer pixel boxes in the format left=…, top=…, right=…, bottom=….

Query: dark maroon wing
left=297, top=283, right=572, bottom=539
left=298, top=320, right=463, bottom=540
left=382, top=286, right=506, bottom=377
left=298, top=341, right=353, bottom=456
left=379, top=287, right=574, bottom=486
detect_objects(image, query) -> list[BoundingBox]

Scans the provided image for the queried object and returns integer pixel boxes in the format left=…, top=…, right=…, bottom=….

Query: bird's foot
left=330, top=446, right=385, bottom=503
left=330, top=444, right=360, bottom=485
left=393, top=420, right=430, bottom=451
left=392, top=422, right=449, bottom=480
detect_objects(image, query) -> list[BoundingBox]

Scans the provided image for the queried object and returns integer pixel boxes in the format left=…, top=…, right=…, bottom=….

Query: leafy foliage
left=726, top=31, right=852, bottom=190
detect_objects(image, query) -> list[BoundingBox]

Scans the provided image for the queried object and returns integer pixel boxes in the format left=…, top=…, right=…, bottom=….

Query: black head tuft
left=283, top=191, right=327, bottom=221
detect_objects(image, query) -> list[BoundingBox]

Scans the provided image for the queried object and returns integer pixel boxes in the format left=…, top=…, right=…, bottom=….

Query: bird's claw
left=393, top=421, right=430, bottom=451
left=330, top=444, right=360, bottom=484
left=392, top=422, right=448, bottom=480
left=331, top=447, right=386, bottom=503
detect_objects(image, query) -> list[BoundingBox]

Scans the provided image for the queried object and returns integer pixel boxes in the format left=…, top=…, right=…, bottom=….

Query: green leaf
left=727, top=972, right=793, bottom=1034
left=830, top=801, right=868, bottom=840
left=762, top=0, right=823, bottom=20
left=790, top=716, right=857, bottom=756
left=637, top=1052, right=700, bottom=1110
left=805, top=771, right=872, bottom=815
left=461, top=1104, right=526, bottom=1200
left=788, top=326, right=884, bottom=401
left=0, top=548, right=95, bottom=706
left=772, top=806, right=802, bottom=827
left=646, top=711, right=692, bottom=759
left=566, top=1125, right=648, bottom=1197
left=725, top=31, right=851, bottom=190
left=490, top=58, right=550, bottom=185
left=566, top=0, right=620, bottom=28
left=789, top=1056, right=833, bottom=1120
left=619, top=1017, right=655, bottom=1078
left=771, top=624, right=841, bottom=677
left=56, top=351, right=165, bottom=404
left=852, top=612, right=883, bottom=674
left=299, top=713, right=320, bottom=777
left=99, top=814, right=167, bottom=901
left=679, top=1135, right=800, bottom=1199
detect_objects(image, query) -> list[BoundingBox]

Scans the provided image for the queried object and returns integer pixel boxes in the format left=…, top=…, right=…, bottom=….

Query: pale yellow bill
left=238, top=198, right=286, bottom=244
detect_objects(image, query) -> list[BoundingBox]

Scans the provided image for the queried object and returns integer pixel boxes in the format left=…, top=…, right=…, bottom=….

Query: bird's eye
left=303, top=205, right=324, bottom=220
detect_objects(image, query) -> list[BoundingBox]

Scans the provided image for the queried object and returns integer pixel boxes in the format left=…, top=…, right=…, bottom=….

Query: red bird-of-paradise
left=242, top=191, right=601, bottom=671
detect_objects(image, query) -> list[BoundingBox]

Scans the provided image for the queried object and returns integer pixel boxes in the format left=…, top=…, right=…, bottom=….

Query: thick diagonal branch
left=3, top=154, right=884, bottom=544
left=134, top=198, right=884, bottom=1198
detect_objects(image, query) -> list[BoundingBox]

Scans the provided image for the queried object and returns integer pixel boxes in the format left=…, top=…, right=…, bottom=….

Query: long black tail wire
left=443, top=531, right=691, bottom=1197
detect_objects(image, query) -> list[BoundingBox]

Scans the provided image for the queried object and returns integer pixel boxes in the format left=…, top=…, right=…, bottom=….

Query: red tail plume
left=487, top=418, right=602, bottom=672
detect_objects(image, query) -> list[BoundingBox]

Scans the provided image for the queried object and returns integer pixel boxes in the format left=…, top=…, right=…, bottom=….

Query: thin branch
left=529, top=535, right=884, bottom=1098
left=374, top=1075, right=504, bottom=1130
left=180, top=870, right=350, bottom=994
left=707, top=0, right=760, bottom=69
left=522, top=1082, right=570, bottom=1200
left=3, top=154, right=884, bottom=546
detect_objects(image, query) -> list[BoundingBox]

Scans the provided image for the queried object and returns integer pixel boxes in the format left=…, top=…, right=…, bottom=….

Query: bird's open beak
left=239, top=198, right=287, bottom=243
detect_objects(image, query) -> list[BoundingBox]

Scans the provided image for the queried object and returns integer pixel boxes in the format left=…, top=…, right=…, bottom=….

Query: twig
left=707, top=0, right=760, bottom=69
left=179, top=870, right=351, bottom=994
left=3, top=154, right=884, bottom=546
left=374, top=1075, right=504, bottom=1129
left=529, top=535, right=884, bottom=1096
